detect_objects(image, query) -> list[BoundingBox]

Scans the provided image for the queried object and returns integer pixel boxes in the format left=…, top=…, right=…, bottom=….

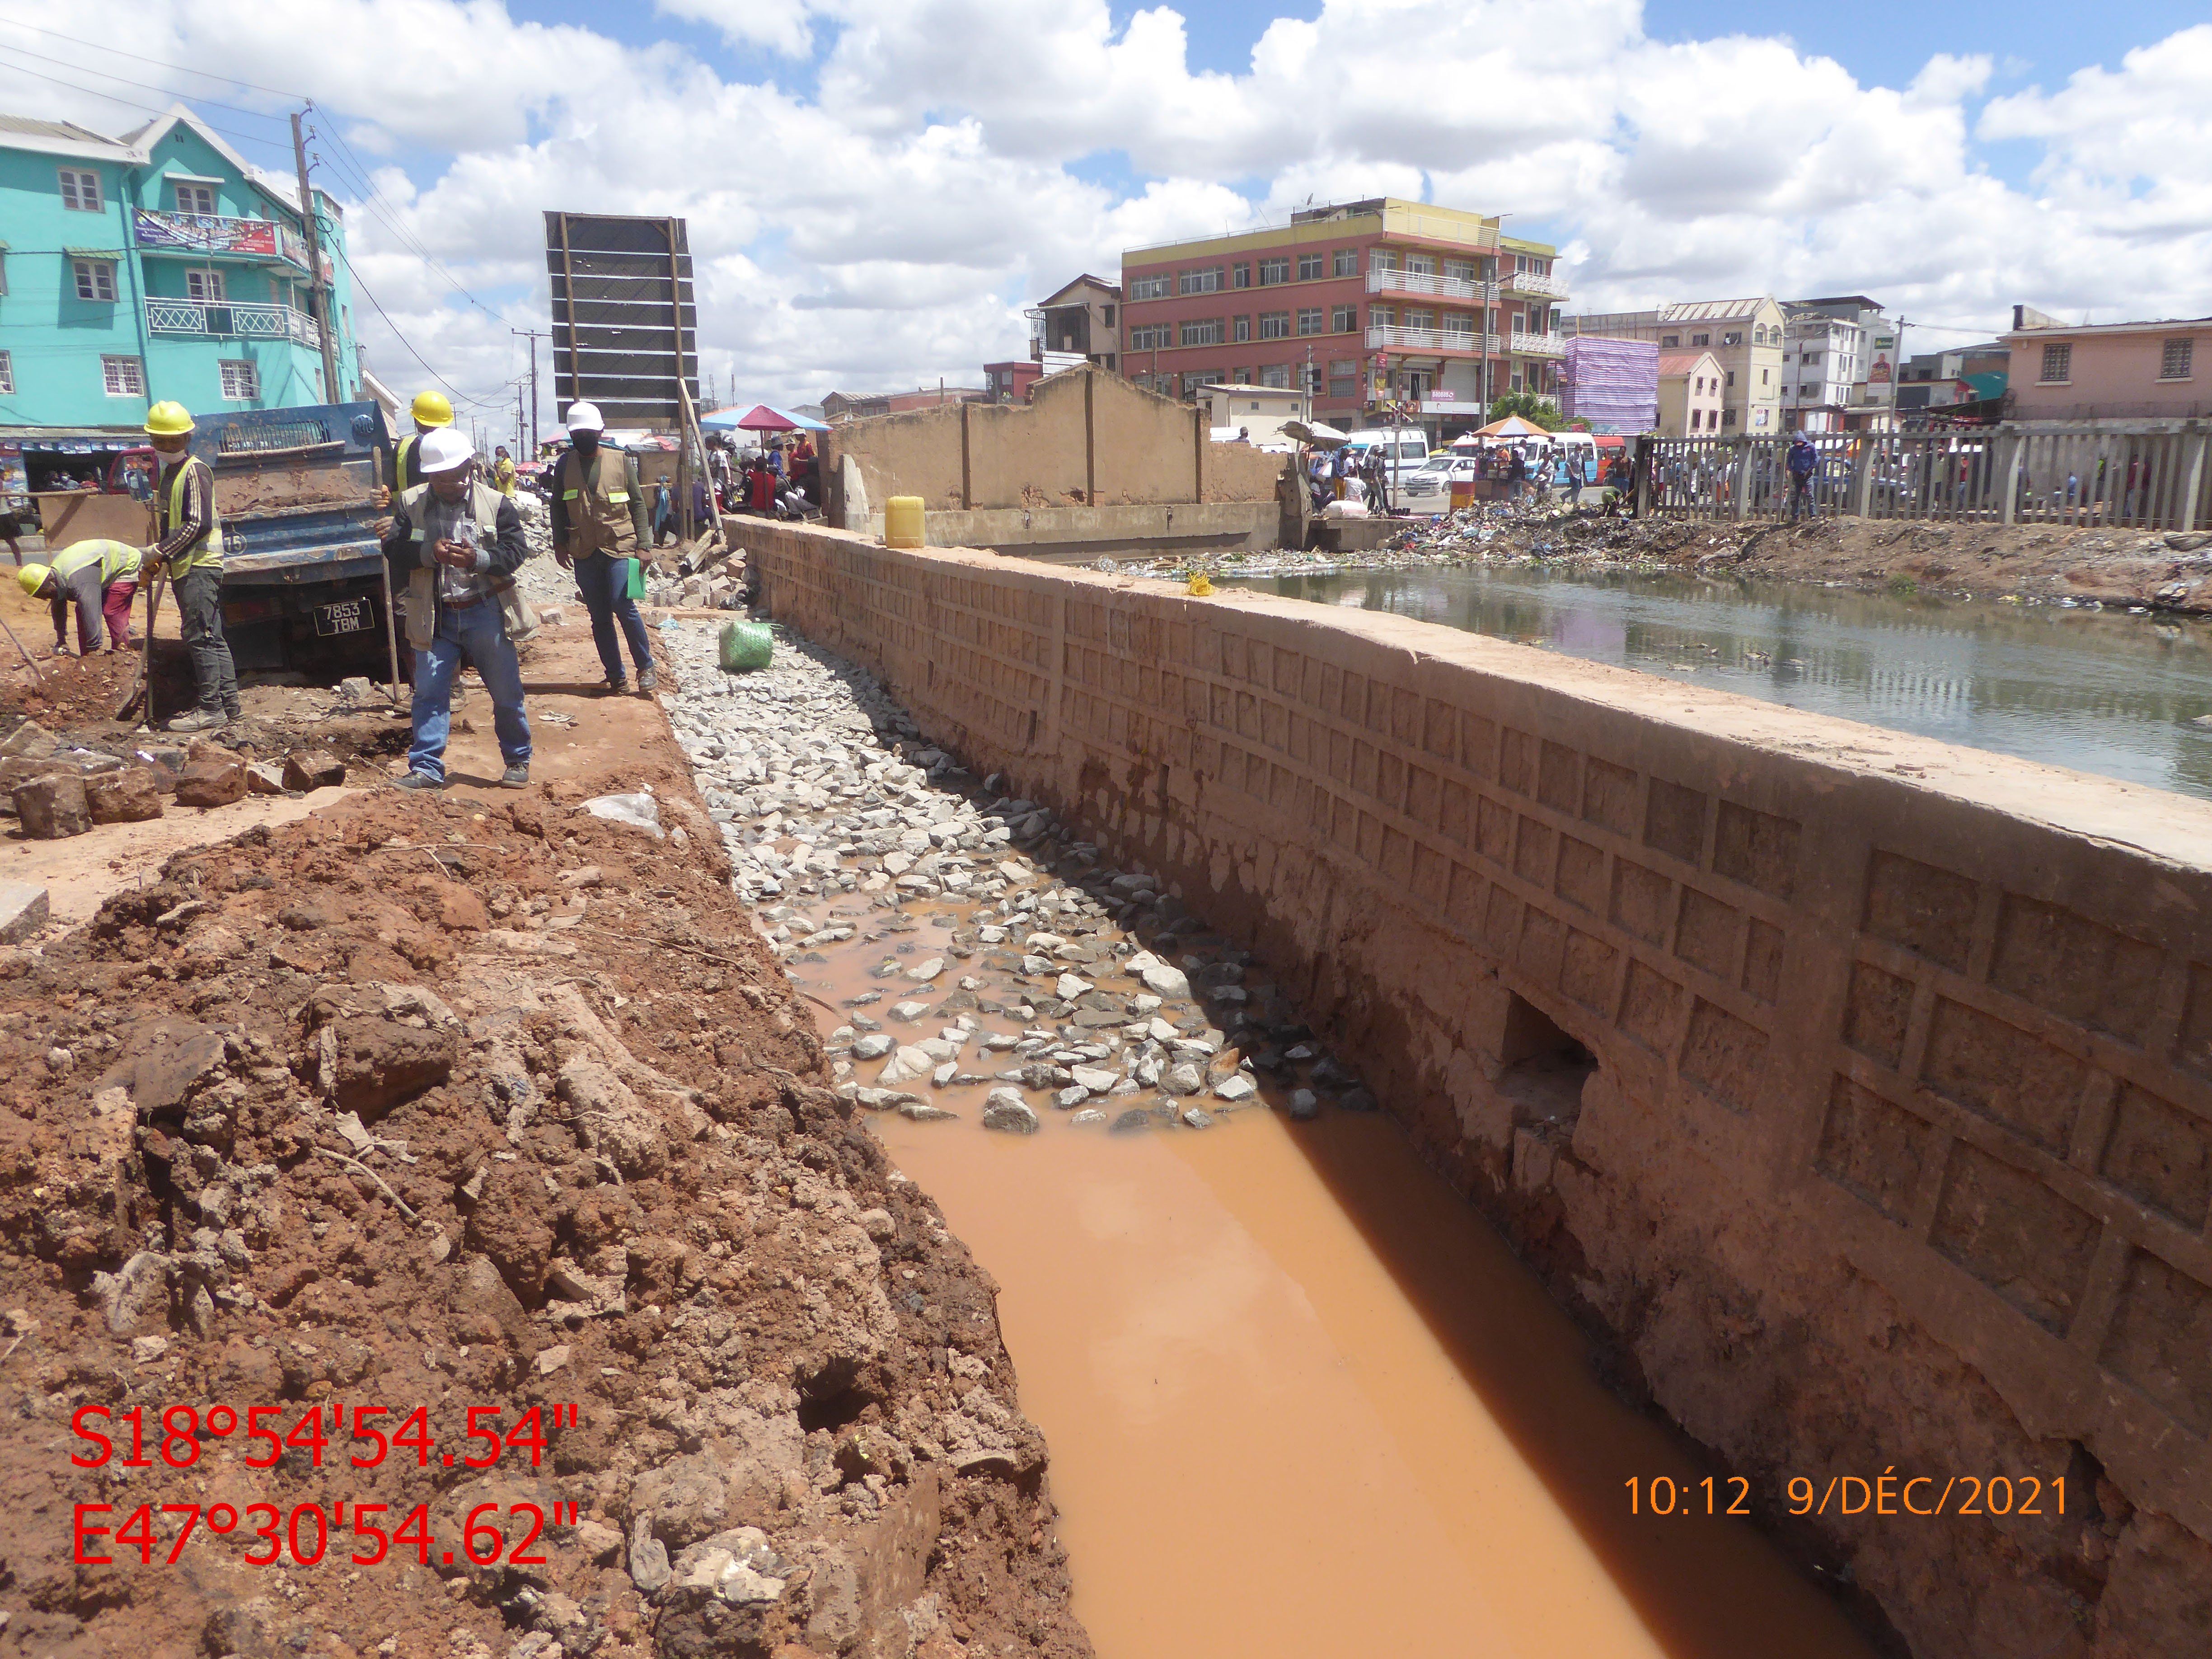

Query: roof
left=1657, top=298, right=1776, bottom=323
left=1794, top=295, right=1885, bottom=310
left=1656, top=351, right=1719, bottom=376
left=1038, top=273, right=1122, bottom=307
left=2001, top=316, right=2212, bottom=342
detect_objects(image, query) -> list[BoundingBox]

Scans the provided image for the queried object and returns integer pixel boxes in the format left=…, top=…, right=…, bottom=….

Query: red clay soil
left=0, top=755, right=1091, bottom=1658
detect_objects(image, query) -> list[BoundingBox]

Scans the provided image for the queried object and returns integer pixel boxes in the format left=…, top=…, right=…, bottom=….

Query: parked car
left=1400, top=453, right=1480, bottom=505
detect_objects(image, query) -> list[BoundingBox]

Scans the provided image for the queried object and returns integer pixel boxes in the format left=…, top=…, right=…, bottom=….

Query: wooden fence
left=1644, top=424, right=2211, bottom=531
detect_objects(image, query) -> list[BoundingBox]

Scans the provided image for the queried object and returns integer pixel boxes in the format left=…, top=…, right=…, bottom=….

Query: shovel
left=114, top=567, right=168, bottom=722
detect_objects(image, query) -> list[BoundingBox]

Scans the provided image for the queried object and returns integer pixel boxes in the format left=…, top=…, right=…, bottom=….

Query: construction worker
left=380, top=428, right=532, bottom=791
left=18, top=538, right=141, bottom=655
left=142, top=400, right=239, bottom=731
left=492, top=444, right=517, bottom=497
left=385, top=389, right=455, bottom=498
left=549, top=401, right=656, bottom=694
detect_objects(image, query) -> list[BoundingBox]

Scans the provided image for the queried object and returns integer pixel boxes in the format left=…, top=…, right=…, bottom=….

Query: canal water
left=799, top=916, right=1878, bottom=1659
left=1227, top=566, right=2212, bottom=801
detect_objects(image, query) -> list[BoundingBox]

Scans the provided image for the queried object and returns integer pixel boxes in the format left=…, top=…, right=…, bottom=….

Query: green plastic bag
left=718, top=620, right=773, bottom=673
left=625, top=557, right=646, bottom=600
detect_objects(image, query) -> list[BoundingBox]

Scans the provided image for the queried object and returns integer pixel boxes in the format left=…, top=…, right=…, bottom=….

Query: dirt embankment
left=0, top=760, right=1090, bottom=1657
left=1525, top=514, right=2212, bottom=610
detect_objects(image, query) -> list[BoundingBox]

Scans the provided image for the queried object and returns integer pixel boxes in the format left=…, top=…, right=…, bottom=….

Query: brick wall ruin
left=745, top=520, right=2212, bottom=1658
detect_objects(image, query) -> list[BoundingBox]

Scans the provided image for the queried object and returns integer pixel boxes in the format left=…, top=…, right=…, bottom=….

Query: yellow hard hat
left=17, top=563, right=51, bottom=596
left=411, top=390, right=455, bottom=427
left=144, top=400, right=195, bottom=437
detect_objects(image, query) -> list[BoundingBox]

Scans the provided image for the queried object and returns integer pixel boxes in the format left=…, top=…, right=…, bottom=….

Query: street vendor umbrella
left=703, top=403, right=830, bottom=434
left=1283, top=419, right=1349, bottom=446
left=1469, top=415, right=1549, bottom=439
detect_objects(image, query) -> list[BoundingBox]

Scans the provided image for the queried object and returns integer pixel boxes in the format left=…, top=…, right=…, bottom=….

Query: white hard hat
left=417, top=427, right=475, bottom=474
left=565, top=401, right=605, bottom=434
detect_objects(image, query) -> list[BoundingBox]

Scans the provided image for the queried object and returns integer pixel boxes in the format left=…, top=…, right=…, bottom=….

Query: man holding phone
left=380, top=428, right=533, bottom=791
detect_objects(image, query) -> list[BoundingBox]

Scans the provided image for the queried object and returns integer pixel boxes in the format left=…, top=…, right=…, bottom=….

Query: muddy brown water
left=790, top=906, right=1877, bottom=1659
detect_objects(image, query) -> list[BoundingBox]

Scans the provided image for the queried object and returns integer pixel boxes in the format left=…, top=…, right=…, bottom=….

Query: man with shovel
left=142, top=400, right=239, bottom=733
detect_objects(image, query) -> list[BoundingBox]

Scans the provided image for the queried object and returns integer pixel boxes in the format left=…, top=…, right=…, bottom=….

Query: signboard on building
left=544, top=212, right=699, bottom=428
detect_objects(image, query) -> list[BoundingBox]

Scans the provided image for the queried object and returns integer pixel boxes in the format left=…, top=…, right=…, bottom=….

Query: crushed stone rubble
left=655, top=623, right=1380, bottom=1132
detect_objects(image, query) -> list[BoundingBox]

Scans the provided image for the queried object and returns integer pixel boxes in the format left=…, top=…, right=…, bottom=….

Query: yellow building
left=1568, top=297, right=1788, bottom=435
left=1656, top=350, right=1725, bottom=436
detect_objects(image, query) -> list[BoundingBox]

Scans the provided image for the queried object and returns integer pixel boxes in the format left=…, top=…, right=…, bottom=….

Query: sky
left=2, top=0, right=2207, bottom=436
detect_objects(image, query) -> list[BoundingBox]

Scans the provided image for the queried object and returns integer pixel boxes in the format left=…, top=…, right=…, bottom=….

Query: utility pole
left=511, top=328, right=547, bottom=456
left=515, top=383, right=525, bottom=456
left=291, top=110, right=343, bottom=400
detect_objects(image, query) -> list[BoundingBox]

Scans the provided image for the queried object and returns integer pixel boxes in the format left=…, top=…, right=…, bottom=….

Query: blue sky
left=5, top=2, right=2207, bottom=415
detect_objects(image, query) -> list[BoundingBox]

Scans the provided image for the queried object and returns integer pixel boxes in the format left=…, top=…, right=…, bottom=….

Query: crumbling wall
left=746, top=519, right=2212, bottom=1659
left=822, top=370, right=1280, bottom=518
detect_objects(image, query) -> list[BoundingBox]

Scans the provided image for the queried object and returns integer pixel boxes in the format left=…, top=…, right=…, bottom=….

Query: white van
left=1341, top=427, right=1432, bottom=494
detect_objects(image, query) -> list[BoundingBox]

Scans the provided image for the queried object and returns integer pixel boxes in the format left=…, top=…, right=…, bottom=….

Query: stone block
left=173, top=761, right=246, bottom=809
left=13, top=773, right=90, bottom=839
left=0, top=882, right=50, bottom=943
left=0, top=720, right=57, bottom=760
left=84, top=769, right=164, bottom=824
left=245, top=762, right=288, bottom=796
left=282, top=748, right=347, bottom=792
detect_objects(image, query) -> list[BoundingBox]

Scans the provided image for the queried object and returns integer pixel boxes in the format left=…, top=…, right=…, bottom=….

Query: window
left=1406, top=254, right=1436, bottom=276
left=1101, top=305, right=1115, bottom=327
left=1185, top=369, right=1225, bottom=391
left=1258, top=310, right=1290, bottom=339
left=1128, top=324, right=1169, bottom=351
left=1691, top=409, right=1702, bottom=431
left=1331, top=304, right=1357, bottom=333
left=1297, top=252, right=1324, bottom=281
left=1661, top=334, right=1680, bottom=348
left=58, top=167, right=102, bottom=211
left=1762, top=368, right=1770, bottom=385
left=2161, top=339, right=2194, bottom=380
left=1444, top=259, right=1476, bottom=283
left=174, top=182, right=217, bottom=216
left=2039, top=342, right=2071, bottom=383
left=1369, top=249, right=1399, bottom=272
left=72, top=259, right=117, bottom=302
left=1406, top=309, right=1434, bottom=331
left=1129, top=273, right=1171, bottom=300
left=1333, top=248, right=1357, bottom=278
left=102, top=355, right=144, bottom=397
left=1691, top=332, right=1710, bottom=347
left=1258, top=256, right=1289, bottom=286
left=1258, top=364, right=1290, bottom=389
left=186, top=269, right=226, bottom=302
left=1179, top=266, right=1223, bottom=295
left=1726, top=370, right=1736, bottom=387
left=1722, top=330, right=1743, bottom=347
left=1178, top=318, right=1223, bottom=347
left=1233, top=262, right=1251, bottom=289
left=1296, top=308, right=1324, bottom=336
left=1233, top=314, right=1251, bottom=343
left=0, top=351, right=12, bottom=396
left=1722, top=407, right=1737, bottom=426
left=219, top=359, right=259, bottom=399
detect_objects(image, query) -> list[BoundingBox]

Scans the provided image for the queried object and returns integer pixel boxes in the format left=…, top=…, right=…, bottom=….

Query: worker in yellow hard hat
left=19, top=539, right=142, bottom=655
left=141, top=400, right=239, bottom=730
left=382, top=389, right=455, bottom=501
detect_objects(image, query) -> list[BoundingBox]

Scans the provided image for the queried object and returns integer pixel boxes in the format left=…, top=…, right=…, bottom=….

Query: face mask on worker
left=572, top=431, right=600, bottom=459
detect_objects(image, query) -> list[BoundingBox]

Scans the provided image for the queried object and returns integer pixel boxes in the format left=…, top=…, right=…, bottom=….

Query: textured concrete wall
left=747, top=520, right=2212, bottom=1659
left=822, top=369, right=1283, bottom=518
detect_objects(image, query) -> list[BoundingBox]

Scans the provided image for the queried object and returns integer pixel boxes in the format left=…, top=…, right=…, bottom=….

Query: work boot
left=499, top=761, right=530, bottom=790
left=167, top=707, right=228, bottom=733
left=392, top=771, right=445, bottom=792
left=603, top=677, right=628, bottom=695
left=637, top=665, right=659, bottom=693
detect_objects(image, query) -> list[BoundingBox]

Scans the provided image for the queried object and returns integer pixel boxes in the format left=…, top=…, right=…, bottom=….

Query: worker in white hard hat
left=549, top=401, right=657, bottom=694
left=379, top=426, right=534, bottom=791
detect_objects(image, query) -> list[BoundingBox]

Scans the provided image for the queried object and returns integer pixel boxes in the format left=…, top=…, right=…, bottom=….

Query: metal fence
left=1644, top=425, right=2212, bottom=531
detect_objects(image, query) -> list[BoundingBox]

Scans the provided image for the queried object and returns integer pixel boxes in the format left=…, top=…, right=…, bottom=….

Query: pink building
left=2004, top=308, right=2212, bottom=424
left=982, top=360, right=1042, bottom=403
left=1118, top=197, right=1567, bottom=437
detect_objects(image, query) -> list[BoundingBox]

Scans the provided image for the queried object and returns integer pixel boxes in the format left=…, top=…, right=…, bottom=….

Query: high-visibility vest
left=159, top=458, right=223, bottom=572
left=558, top=447, right=640, bottom=556
left=49, top=538, right=141, bottom=585
left=395, top=434, right=421, bottom=494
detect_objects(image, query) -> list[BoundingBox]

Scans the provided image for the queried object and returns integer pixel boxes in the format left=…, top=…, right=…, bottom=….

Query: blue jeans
left=572, top=553, right=652, bottom=684
left=408, top=597, right=530, bottom=783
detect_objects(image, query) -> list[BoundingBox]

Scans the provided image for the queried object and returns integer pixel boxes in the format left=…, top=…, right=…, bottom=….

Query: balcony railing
left=134, top=209, right=308, bottom=271
left=1367, top=267, right=1490, bottom=303
left=1365, top=324, right=1499, bottom=355
left=1508, top=331, right=1567, bottom=357
left=1501, top=267, right=1567, bottom=300
left=146, top=298, right=323, bottom=349
left=1379, top=205, right=1499, bottom=250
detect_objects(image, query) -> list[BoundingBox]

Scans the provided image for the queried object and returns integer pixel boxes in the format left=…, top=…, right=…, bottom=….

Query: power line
left=0, top=13, right=307, bottom=99
left=0, top=51, right=293, bottom=155
left=305, top=107, right=507, bottom=323
left=335, top=244, right=521, bottom=412
left=0, top=36, right=294, bottom=126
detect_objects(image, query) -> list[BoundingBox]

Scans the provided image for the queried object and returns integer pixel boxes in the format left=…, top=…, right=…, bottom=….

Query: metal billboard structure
left=543, top=213, right=699, bottom=429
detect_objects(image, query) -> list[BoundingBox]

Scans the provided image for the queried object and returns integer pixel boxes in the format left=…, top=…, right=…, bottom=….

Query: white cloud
left=8, top=1, right=2208, bottom=418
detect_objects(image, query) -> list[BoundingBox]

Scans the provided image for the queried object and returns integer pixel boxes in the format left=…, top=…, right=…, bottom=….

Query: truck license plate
left=314, top=598, right=372, bottom=637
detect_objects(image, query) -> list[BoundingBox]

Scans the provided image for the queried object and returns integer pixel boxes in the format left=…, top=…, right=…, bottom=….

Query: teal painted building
left=0, top=102, right=361, bottom=494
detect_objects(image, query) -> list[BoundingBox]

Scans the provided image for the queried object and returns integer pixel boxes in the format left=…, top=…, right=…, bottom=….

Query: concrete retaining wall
left=841, top=501, right=1281, bottom=558
left=744, top=519, right=2212, bottom=1657
left=822, top=367, right=1283, bottom=518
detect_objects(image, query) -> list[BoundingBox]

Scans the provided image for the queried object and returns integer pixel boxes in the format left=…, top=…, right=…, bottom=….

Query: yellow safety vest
left=395, top=434, right=420, bottom=494
left=161, top=459, right=223, bottom=572
left=49, top=538, right=142, bottom=585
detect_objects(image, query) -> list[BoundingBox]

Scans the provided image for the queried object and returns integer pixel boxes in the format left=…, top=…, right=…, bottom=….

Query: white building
left=1784, top=296, right=1899, bottom=427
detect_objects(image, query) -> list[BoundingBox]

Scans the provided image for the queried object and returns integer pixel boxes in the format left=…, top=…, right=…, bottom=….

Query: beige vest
left=558, top=448, right=639, bottom=557
left=397, top=480, right=520, bottom=651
